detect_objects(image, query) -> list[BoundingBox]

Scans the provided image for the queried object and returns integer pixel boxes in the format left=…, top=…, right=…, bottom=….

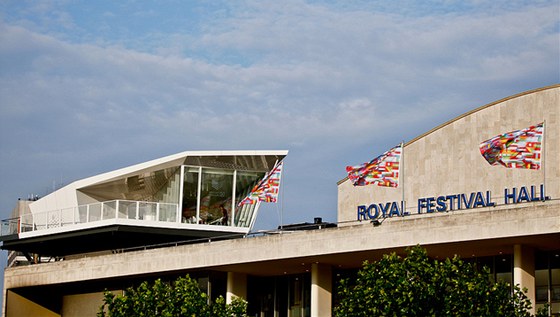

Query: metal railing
left=0, top=200, right=179, bottom=236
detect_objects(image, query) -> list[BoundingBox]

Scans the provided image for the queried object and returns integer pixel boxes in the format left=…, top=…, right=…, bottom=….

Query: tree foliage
left=98, top=275, right=247, bottom=317
left=335, top=246, right=533, bottom=317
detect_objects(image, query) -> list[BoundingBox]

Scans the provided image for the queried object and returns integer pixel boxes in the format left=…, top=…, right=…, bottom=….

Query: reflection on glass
left=535, top=251, right=560, bottom=314
left=536, top=269, right=549, bottom=302
left=495, top=255, right=512, bottom=286
left=289, top=275, right=310, bottom=317
left=199, top=169, right=234, bottom=225
left=154, top=168, right=181, bottom=206
left=182, top=167, right=200, bottom=223
left=234, top=171, right=264, bottom=227
left=553, top=268, right=560, bottom=301
left=181, top=166, right=267, bottom=228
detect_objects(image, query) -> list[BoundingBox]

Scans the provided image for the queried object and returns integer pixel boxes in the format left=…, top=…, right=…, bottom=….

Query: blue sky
left=0, top=0, right=558, bottom=233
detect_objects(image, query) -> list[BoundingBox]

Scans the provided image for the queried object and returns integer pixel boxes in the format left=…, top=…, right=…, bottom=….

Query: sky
left=0, top=0, right=558, bottom=233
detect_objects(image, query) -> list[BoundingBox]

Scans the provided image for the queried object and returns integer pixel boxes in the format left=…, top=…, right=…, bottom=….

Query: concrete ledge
left=4, top=201, right=559, bottom=289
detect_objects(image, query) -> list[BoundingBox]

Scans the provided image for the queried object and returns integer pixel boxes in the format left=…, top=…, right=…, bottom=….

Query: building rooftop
left=1, top=150, right=288, bottom=258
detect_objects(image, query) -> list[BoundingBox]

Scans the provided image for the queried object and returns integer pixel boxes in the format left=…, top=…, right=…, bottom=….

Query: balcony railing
left=0, top=200, right=179, bottom=236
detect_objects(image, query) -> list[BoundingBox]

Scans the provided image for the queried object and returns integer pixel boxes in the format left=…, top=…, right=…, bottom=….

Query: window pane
left=553, top=268, right=560, bottom=301
left=182, top=167, right=199, bottom=223
left=200, top=168, right=234, bottom=225
left=155, top=168, right=181, bottom=206
left=234, top=171, right=264, bottom=227
left=536, top=269, right=549, bottom=302
left=181, top=166, right=266, bottom=227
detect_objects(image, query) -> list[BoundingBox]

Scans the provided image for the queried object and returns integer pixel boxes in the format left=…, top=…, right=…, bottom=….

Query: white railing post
left=178, top=165, right=185, bottom=223
left=232, top=170, right=237, bottom=227
left=156, top=203, right=160, bottom=222
left=86, top=205, right=90, bottom=223
left=100, top=202, right=104, bottom=220
left=196, top=166, right=202, bottom=224
left=136, top=201, right=140, bottom=220
left=115, top=200, right=119, bottom=220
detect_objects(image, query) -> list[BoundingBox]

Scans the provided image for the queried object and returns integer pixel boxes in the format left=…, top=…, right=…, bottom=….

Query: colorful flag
left=346, top=144, right=402, bottom=187
left=479, top=122, right=543, bottom=169
left=239, top=161, right=284, bottom=205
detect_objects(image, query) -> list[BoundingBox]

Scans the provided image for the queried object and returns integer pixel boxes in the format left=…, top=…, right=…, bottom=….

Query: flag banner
left=239, top=161, right=284, bottom=206
left=346, top=144, right=402, bottom=187
left=479, top=122, right=543, bottom=169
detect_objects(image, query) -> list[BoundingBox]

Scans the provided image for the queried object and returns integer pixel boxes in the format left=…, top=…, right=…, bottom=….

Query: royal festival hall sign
left=357, top=184, right=549, bottom=221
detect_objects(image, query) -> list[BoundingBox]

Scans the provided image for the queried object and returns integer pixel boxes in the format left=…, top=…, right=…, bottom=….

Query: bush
left=98, top=275, right=247, bottom=317
left=335, top=246, right=533, bottom=317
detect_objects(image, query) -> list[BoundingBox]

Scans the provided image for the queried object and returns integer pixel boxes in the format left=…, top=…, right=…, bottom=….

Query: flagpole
left=401, top=141, right=405, bottom=215
left=542, top=120, right=546, bottom=200
left=279, top=160, right=284, bottom=231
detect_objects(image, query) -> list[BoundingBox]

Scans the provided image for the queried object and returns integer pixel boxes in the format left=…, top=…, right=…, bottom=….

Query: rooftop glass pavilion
left=0, top=150, right=288, bottom=257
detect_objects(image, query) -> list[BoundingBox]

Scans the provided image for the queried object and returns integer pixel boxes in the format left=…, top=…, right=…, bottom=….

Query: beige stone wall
left=62, top=291, right=122, bottom=317
left=338, top=85, right=560, bottom=222
left=6, top=291, right=60, bottom=317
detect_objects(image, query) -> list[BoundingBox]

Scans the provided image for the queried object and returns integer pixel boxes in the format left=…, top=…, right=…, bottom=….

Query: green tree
left=98, top=275, right=247, bottom=317
left=335, top=246, right=533, bottom=317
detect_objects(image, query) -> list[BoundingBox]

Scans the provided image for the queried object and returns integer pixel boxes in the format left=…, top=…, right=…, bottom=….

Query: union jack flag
left=479, top=122, right=543, bottom=170
left=346, top=143, right=402, bottom=187
left=239, top=161, right=284, bottom=205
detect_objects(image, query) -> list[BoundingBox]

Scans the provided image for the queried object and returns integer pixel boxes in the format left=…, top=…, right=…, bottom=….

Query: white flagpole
left=400, top=141, right=405, bottom=215
left=542, top=120, right=546, bottom=200
left=279, top=160, right=284, bottom=231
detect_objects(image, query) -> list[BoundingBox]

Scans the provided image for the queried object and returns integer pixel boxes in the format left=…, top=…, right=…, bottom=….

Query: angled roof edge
left=72, top=150, right=289, bottom=189
left=31, top=150, right=287, bottom=204
left=337, top=84, right=560, bottom=185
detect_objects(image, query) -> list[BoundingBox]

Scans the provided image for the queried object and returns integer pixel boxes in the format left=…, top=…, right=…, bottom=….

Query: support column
left=226, top=272, right=247, bottom=304
left=311, top=263, right=332, bottom=317
left=513, top=244, right=535, bottom=315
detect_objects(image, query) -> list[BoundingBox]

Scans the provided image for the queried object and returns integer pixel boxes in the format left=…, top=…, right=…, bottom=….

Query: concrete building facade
left=2, top=85, right=559, bottom=316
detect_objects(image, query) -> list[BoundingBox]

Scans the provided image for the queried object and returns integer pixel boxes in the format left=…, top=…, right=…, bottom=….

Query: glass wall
left=468, top=251, right=560, bottom=315
left=247, top=274, right=310, bottom=317
left=235, top=171, right=264, bottom=228
left=465, top=254, right=513, bottom=285
left=182, top=167, right=200, bottom=223
left=181, top=166, right=265, bottom=228
left=199, top=168, right=234, bottom=225
left=495, top=254, right=513, bottom=285
left=535, top=250, right=560, bottom=315
left=154, top=168, right=182, bottom=207
left=289, top=275, right=311, bottom=317
left=79, top=166, right=182, bottom=204
left=247, top=276, right=287, bottom=317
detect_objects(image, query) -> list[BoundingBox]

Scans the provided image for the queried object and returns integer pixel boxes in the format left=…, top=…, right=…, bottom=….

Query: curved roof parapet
left=1, top=150, right=288, bottom=257
left=405, top=84, right=560, bottom=146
